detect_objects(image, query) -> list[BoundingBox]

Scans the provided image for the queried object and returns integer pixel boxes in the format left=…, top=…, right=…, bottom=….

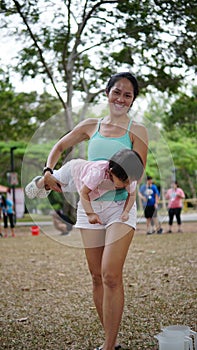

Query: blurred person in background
left=165, top=181, right=185, bottom=233
left=138, top=176, right=163, bottom=235
left=0, top=195, right=15, bottom=237
left=0, top=196, right=3, bottom=237
left=52, top=209, right=74, bottom=235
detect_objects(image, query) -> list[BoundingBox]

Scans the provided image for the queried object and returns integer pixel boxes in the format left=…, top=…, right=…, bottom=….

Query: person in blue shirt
left=0, top=195, right=15, bottom=237
left=138, top=176, right=163, bottom=235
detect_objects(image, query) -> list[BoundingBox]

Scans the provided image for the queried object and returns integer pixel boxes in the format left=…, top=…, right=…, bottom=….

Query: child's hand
left=87, top=213, right=102, bottom=225
left=121, top=211, right=129, bottom=222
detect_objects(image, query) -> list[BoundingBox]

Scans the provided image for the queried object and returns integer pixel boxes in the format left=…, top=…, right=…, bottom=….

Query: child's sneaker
left=25, top=176, right=51, bottom=199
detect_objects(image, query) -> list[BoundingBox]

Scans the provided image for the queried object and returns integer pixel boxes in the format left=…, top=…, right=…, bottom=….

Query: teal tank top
left=88, top=118, right=133, bottom=201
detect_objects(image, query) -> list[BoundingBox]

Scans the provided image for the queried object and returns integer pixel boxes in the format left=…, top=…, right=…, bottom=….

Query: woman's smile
left=107, top=78, right=135, bottom=115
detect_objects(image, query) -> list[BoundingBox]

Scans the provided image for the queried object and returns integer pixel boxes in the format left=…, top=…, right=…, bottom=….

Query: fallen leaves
left=0, top=229, right=196, bottom=349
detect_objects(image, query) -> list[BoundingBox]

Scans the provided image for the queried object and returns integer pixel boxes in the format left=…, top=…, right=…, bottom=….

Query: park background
left=0, top=1, right=197, bottom=349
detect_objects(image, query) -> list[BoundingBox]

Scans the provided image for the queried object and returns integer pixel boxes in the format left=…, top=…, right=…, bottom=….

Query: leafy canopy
left=0, top=0, right=196, bottom=117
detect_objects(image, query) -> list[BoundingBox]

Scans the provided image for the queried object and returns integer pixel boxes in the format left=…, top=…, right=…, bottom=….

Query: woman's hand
left=44, top=173, right=62, bottom=192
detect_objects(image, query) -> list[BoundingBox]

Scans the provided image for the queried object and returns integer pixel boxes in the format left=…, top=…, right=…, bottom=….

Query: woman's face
left=171, top=182, right=177, bottom=189
left=107, top=78, right=135, bottom=116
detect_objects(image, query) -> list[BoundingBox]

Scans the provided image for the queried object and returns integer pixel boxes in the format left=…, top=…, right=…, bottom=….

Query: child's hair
left=109, top=149, right=144, bottom=182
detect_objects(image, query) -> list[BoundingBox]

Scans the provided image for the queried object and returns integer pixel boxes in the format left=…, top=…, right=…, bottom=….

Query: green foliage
left=163, top=88, right=197, bottom=137
left=167, top=138, right=197, bottom=174
left=167, top=137, right=197, bottom=197
left=0, top=0, right=197, bottom=202
left=0, top=70, right=63, bottom=141
left=142, top=90, right=197, bottom=197
left=117, top=0, right=197, bottom=92
left=1, top=0, right=196, bottom=114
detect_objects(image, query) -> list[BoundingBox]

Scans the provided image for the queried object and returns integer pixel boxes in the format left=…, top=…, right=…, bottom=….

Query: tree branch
left=67, top=1, right=119, bottom=67
left=13, top=0, right=67, bottom=111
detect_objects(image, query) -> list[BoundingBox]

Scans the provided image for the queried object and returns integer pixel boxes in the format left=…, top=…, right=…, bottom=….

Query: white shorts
left=75, top=200, right=137, bottom=230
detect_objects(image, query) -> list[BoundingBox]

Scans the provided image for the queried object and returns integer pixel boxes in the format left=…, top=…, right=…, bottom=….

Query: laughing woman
left=43, top=72, right=148, bottom=350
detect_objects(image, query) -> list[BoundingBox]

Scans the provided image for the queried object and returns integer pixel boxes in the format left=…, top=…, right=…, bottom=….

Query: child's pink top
left=71, top=159, right=136, bottom=201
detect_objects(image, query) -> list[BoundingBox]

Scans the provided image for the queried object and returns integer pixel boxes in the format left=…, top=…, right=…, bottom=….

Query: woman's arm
left=131, top=123, right=148, bottom=168
left=154, top=193, right=160, bottom=208
left=176, top=189, right=185, bottom=199
left=44, top=119, right=97, bottom=191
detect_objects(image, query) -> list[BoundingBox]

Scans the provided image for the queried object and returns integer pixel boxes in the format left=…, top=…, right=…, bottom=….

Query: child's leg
left=25, top=176, right=51, bottom=199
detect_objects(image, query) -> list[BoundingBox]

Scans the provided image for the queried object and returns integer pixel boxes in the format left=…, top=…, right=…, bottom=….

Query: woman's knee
left=90, top=271, right=102, bottom=288
left=102, top=271, right=122, bottom=289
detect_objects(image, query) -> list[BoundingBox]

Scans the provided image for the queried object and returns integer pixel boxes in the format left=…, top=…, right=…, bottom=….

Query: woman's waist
left=169, top=203, right=182, bottom=208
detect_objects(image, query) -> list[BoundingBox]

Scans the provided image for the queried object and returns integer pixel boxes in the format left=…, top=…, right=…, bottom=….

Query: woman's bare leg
left=81, top=228, right=105, bottom=325
left=102, top=223, right=135, bottom=350
left=81, top=225, right=134, bottom=350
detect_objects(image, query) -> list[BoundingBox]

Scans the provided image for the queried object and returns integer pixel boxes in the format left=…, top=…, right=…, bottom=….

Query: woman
left=165, top=181, right=185, bottom=233
left=43, top=72, right=148, bottom=350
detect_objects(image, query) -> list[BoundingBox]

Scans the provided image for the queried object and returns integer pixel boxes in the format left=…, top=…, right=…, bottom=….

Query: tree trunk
left=183, top=169, right=196, bottom=198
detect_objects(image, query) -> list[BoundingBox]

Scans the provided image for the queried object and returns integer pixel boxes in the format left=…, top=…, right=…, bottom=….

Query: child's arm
left=80, top=185, right=102, bottom=224
left=121, top=189, right=136, bottom=222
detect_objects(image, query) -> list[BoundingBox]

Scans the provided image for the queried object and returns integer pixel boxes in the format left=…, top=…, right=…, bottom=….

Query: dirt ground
left=0, top=221, right=196, bottom=350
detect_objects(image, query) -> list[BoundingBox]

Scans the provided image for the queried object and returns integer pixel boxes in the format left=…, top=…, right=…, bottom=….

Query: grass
left=0, top=225, right=196, bottom=350
left=17, top=213, right=52, bottom=223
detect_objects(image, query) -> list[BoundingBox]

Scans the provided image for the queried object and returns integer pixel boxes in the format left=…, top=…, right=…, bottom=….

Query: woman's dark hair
left=109, top=149, right=144, bottom=182
left=106, top=72, right=139, bottom=101
left=172, top=181, right=178, bottom=186
left=1, top=195, right=6, bottom=207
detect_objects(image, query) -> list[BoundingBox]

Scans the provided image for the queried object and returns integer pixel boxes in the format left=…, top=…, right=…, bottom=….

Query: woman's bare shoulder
left=131, top=121, right=147, bottom=129
left=74, top=118, right=100, bottom=137
left=130, top=121, right=148, bottom=137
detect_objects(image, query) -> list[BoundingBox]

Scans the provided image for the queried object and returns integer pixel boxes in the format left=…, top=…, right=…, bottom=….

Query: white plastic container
left=154, top=331, right=192, bottom=350
left=162, top=325, right=197, bottom=350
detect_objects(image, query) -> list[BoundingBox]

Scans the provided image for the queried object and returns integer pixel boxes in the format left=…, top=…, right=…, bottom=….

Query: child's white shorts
left=75, top=200, right=137, bottom=230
